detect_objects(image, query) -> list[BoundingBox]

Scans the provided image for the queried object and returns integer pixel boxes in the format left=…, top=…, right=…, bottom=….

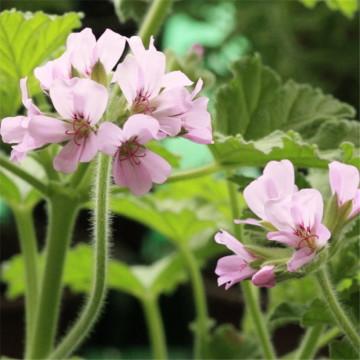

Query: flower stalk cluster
left=0, top=28, right=213, bottom=196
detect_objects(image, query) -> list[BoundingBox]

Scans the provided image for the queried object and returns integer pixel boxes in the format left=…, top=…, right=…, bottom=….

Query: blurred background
left=0, top=0, right=358, bottom=359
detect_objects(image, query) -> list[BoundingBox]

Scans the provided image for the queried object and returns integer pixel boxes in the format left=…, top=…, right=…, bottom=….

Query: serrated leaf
left=301, top=298, right=335, bottom=327
left=214, top=55, right=355, bottom=145
left=299, top=0, right=358, bottom=18
left=0, top=10, right=82, bottom=117
left=329, top=338, right=359, bottom=359
left=212, top=130, right=344, bottom=170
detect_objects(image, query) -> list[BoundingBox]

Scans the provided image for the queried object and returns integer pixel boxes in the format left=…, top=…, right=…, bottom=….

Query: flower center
left=294, top=225, right=318, bottom=250
left=65, top=118, right=91, bottom=146
left=119, top=137, right=146, bottom=165
left=132, top=94, right=157, bottom=116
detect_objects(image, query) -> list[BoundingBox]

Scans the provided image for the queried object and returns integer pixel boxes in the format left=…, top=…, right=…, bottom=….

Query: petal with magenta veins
left=53, top=140, right=82, bottom=174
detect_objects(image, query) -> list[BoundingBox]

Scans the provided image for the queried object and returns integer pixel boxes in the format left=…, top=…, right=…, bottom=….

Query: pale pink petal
left=79, top=131, right=98, bottom=163
left=264, top=196, right=294, bottom=231
left=349, top=189, right=360, bottom=218
left=0, top=116, right=28, bottom=143
left=263, top=160, right=295, bottom=197
left=96, top=29, right=125, bottom=73
left=12, top=132, right=45, bottom=153
left=252, top=265, right=276, bottom=288
left=123, top=115, right=159, bottom=144
left=216, top=255, right=257, bottom=290
left=28, top=115, right=71, bottom=143
left=161, top=71, right=193, bottom=89
left=49, top=78, right=79, bottom=119
left=10, top=149, right=26, bottom=164
left=214, top=230, right=256, bottom=262
left=53, top=140, right=82, bottom=174
left=182, top=97, right=210, bottom=128
left=113, top=155, right=152, bottom=196
left=97, top=122, right=123, bottom=156
left=314, top=223, right=331, bottom=249
left=287, top=247, right=316, bottom=272
left=67, top=28, right=97, bottom=76
left=127, top=36, right=146, bottom=58
left=139, top=150, right=171, bottom=184
left=267, top=230, right=299, bottom=247
left=154, top=116, right=182, bottom=138
left=72, top=79, right=108, bottom=125
left=183, top=128, right=213, bottom=144
left=114, top=55, right=141, bottom=104
left=329, top=161, right=360, bottom=206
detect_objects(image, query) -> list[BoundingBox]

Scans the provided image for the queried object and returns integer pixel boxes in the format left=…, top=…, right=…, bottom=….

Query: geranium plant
left=0, top=0, right=359, bottom=359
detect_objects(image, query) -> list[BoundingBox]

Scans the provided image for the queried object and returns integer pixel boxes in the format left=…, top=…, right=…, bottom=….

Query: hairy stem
left=27, top=192, right=79, bottom=359
left=13, top=206, right=39, bottom=357
left=141, top=293, right=168, bottom=359
left=178, top=243, right=209, bottom=358
left=296, top=324, right=325, bottom=359
left=137, top=0, right=173, bottom=46
left=50, top=153, right=111, bottom=359
left=226, top=179, right=276, bottom=360
left=315, top=267, right=360, bottom=353
left=0, top=154, right=48, bottom=196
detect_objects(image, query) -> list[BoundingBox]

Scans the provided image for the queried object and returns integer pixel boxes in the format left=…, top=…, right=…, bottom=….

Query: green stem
left=178, top=243, right=209, bottom=358
left=317, top=327, right=340, bottom=349
left=13, top=206, right=39, bottom=357
left=49, top=153, right=111, bottom=359
left=315, top=267, right=360, bottom=353
left=137, top=0, right=173, bottom=46
left=27, top=192, right=79, bottom=359
left=141, top=293, right=168, bottom=359
left=0, top=154, right=48, bottom=196
left=296, top=324, right=325, bottom=360
left=226, top=179, right=276, bottom=360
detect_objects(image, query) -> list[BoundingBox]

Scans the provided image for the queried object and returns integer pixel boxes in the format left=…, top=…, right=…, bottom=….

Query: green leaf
left=212, top=130, right=345, bottom=170
left=299, top=0, right=358, bottom=18
left=201, top=324, right=262, bottom=359
left=214, top=55, right=355, bottom=145
left=146, top=140, right=181, bottom=168
left=110, top=194, right=214, bottom=245
left=268, top=302, right=305, bottom=331
left=301, top=298, right=335, bottom=327
left=111, top=0, right=150, bottom=23
left=330, top=338, right=359, bottom=359
left=0, top=10, right=82, bottom=117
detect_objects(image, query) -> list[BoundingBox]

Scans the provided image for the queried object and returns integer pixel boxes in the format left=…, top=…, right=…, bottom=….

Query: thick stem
left=296, top=324, right=325, bottom=360
left=13, top=206, right=39, bottom=357
left=49, top=153, right=111, bottom=359
left=226, top=179, right=276, bottom=360
left=315, top=267, right=360, bottom=353
left=178, top=243, right=209, bottom=358
left=141, top=293, right=167, bottom=359
left=0, top=154, right=48, bottom=196
left=137, top=0, right=173, bottom=46
left=27, top=193, right=79, bottom=359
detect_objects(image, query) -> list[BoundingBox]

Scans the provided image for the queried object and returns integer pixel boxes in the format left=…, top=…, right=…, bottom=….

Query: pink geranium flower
left=113, top=36, right=194, bottom=138
left=214, top=230, right=276, bottom=289
left=265, top=189, right=331, bottom=272
left=28, top=78, right=108, bottom=174
left=35, top=28, right=125, bottom=90
left=0, top=77, right=46, bottom=163
left=235, top=160, right=298, bottom=226
left=329, top=161, right=360, bottom=218
left=96, top=115, right=172, bottom=196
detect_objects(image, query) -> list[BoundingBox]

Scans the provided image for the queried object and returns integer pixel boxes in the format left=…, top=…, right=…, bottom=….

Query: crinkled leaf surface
left=212, top=130, right=347, bottom=169
left=329, top=338, right=359, bottom=359
left=214, top=55, right=355, bottom=144
left=268, top=302, right=305, bottom=331
left=0, top=10, right=82, bottom=117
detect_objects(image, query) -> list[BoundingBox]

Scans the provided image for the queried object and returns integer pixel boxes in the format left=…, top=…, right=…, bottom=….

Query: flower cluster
left=215, top=160, right=360, bottom=289
left=0, top=28, right=213, bottom=195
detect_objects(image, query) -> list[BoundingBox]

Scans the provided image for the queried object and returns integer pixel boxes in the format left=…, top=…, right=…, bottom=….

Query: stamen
left=119, top=140, right=147, bottom=165
left=65, top=118, right=91, bottom=146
